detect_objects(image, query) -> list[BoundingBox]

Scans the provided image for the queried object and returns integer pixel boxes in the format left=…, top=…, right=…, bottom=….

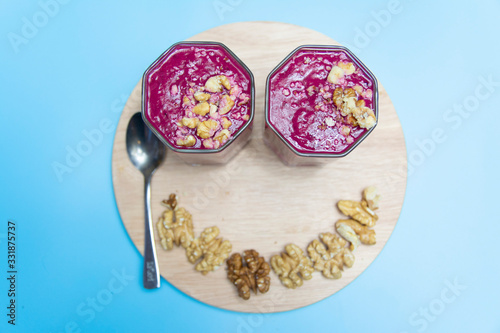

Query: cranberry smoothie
left=143, top=43, right=252, bottom=150
left=268, top=47, right=377, bottom=154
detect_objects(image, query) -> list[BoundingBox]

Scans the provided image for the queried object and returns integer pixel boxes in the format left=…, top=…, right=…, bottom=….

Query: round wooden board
left=112, top=21, right=407, bottom=313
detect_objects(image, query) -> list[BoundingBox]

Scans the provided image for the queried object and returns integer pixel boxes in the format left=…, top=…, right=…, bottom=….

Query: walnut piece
left=214, top=129, right=231, bottom=145
left=197, top=119, right=219, bottom=139
left=325, top=117, right=335, bottom=127
left=335, top=187, right=380, bottom=251
left=183, top=95, right=193, bottom=106
left=363, top=186, right=380, bottom=210
left=209, top=103, right=218, bottom=118
left=205, top=75, right=231, bottom=93
left=307, top=233, right=354, bottom=279
left=337, top=199, right=378, bottom=227
left=335, top=222, right=360, bottom=251
left=338, top=61, right=356, bottom=75
left=341, top=125, right=351, bottom=136
left=194, top=91, right=211, bottom=102
left=355, top=106, right=377, bottom=129
left=327, top=66, right=345, bottom=84
left=163, top=193, right=177, bottom=209
left=336, top=219, right=376, bottom=246
left=218, top=95, right=235, bottom=115
left=156, top=194, right=194, bottom=250
left=332, top=87, right=376, bottom=130
left=176, top=135, right=196, bottom=147
left=227, top=250, right=271, bottom=300
left=353, top=85, right=363, bottom=94
left=270, top=244, right=314, bottom=289
left=221, top=117, right=232, bottom=129
left=181, top=117, right=200, bottom=129
left=187, top=226, right=232, bottom=275
left=193, top=101, right=210, bottom=116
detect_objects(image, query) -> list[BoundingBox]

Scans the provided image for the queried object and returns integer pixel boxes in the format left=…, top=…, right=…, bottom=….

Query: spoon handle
left=143, top=175, right=160, bottom=289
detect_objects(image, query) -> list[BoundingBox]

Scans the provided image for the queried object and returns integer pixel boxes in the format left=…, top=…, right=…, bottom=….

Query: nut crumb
left=325, top=117, right=335, bottom=127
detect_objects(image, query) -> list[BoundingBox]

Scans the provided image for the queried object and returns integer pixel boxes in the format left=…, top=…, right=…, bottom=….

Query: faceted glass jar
left=142, top=41, right=255, bottom=165
left=264, top=45, right=378, bottom=166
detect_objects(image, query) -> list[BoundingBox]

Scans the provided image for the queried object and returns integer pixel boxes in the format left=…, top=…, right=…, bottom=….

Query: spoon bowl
left=126, top=112, right=166, bottom=289
left=126, top=113, right=166, bottom=176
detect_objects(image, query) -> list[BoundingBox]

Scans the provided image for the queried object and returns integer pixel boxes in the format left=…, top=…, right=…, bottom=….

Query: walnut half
left=270, top=244, right=314, bottom=289
left=156, top=194, right=194, bottom=250
left=336, top=219, right=376, bottom=246
left=186, top=226, right=232, bottom=275
left=335, top=186, right=380, bottom=251
left=337, top=199, right=378, bottom=227
left=227, top=250, right=271, bottom=300
left=307, top=233, right=354, bottom=279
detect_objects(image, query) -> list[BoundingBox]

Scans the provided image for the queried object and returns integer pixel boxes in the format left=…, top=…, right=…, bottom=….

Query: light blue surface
left=1, top=0, right=499, bottom=332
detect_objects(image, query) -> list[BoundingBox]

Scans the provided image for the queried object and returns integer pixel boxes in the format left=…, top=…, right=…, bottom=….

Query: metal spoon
left=126, top=112, right=166, bottom=289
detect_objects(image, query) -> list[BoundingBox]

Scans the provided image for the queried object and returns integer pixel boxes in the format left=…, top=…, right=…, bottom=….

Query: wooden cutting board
left=111, top=21, right=407, bottom=313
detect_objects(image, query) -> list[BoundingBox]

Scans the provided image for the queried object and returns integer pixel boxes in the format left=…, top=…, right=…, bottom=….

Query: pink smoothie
left=268, top=47, right=377, bottom=155
left=143, top=43, right=252, bottom=150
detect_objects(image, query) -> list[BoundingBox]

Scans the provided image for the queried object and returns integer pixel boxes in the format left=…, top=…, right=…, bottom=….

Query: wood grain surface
left=111, top=21, right=407, bottom=313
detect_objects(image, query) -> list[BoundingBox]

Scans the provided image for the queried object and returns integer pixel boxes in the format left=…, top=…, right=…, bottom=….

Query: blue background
left=1, top=0, right=499, bottom=332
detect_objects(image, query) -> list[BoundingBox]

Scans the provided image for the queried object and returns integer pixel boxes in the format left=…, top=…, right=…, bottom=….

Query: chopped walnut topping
left=327, top=66, right=344, bottom=84
left=238, top=93, right=250, bottom=106
left=341, top=125, right=351, bottom=136
left=325, top=117, right=335, bottom=127
left=218, top=95, right=235, bottom=115
left=202, top=138, right=216, bottom=149
left=208, top=103, right=218, bottom=118
left=353, top=85, right=363, bottom=94
left=194, top=91, right=211, bottom=102
left=197, top=119, right=219, bottom=139
left=338, top=61, right=356, bottom=75
left=332, top=87, right=376, bottom=130
left=205, top=75, right=231, bottom=93
left=307, top=85, right=316, bottom=96
left=175, top=74, right=251, bottom=149
left=183, top=96, right=193, bottom=106
left=356, top=107, right=377, bottom=129
left=219, top=75, right=231, bottom=90
left=193, top=101, right=210, bottom=116
left=181, top=117, right=200, bottom=129
left=176, top=135, right=196, bottom=147
left=221, top=117, right=232, bottom=129
left=214, top=129, right=231, bottom=145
